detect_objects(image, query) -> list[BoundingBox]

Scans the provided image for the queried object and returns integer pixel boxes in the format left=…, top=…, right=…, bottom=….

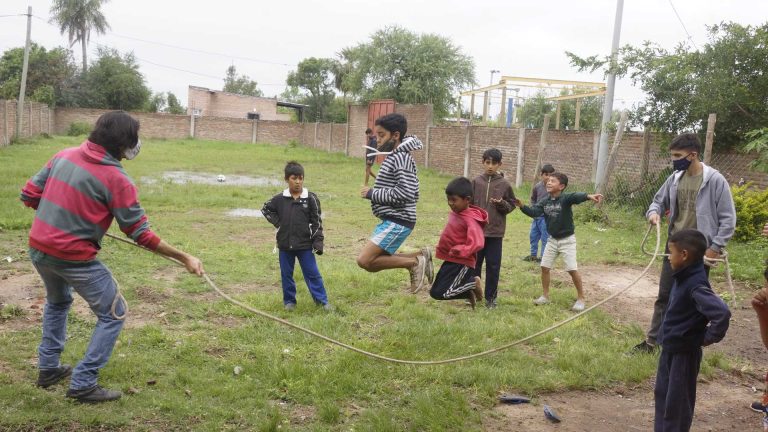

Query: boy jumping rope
left=357, top=113, right=433, bottom=292
left=471, top=148, right=516, bottom=308
left=514, top=172, right=602, bottom=312
left=430, top=177, right=488, bottom=309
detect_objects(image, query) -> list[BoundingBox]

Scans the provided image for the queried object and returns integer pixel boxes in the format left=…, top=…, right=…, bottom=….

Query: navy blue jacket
left=659, top=261, right=730, bottom=353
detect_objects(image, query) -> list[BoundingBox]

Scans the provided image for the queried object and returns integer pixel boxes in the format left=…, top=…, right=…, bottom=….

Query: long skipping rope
left=639, top=226, right=737, bottom=308
left=105, top=223, right=661, bottom=365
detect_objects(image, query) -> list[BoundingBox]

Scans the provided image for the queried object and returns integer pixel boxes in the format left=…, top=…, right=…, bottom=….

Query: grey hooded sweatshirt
left=646, top=163, right=735, bottom=253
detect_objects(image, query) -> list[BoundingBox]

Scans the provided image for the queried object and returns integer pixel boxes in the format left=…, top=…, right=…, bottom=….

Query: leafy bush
left=731, top=183, right=768, bottom=242
left=66, top=121, right=91, bottom=136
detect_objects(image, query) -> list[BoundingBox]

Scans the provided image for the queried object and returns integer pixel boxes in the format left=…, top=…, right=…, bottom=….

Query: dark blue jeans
left=529, top=217, right=549, bottom=257
left=31, top=258, right=126, bottom=390
left=279, top=249, right=328, bottom=305
left=475, top=237, right=503, bottom=302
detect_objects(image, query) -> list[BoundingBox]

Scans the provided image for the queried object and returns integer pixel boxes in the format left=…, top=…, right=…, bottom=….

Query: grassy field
left=0, top=136, right=764, bottom=431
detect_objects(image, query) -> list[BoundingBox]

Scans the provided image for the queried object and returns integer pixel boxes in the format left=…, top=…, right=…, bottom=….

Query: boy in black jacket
left=262, top=161, right=331, bottom=311
left=654, top=229, right=730, bottom=432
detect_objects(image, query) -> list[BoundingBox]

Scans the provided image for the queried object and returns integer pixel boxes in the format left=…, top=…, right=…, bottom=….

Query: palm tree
left=50, top=0, right=111, bottom=73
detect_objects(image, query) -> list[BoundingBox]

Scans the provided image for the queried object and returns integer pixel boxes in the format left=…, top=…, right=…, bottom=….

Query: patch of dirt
left=486, top=264, right=768, bottom=431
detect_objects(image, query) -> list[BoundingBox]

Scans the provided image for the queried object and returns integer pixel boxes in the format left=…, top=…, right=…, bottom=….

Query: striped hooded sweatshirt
left=20, top=140, right=161, bottom=261
left=365, top=135, right=422, bottom=229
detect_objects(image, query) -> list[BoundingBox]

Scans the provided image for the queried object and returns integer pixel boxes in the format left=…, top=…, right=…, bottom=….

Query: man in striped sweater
left=357, top=113, right=433, bottom=292
left=20, top=111, right=204, bottom=403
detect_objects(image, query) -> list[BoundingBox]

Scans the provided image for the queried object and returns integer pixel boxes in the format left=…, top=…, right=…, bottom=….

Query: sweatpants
left=430, top=261, right=476, bottom=301
left=279, top=249, right=329, bottom=305
left=474, top=237, right=502, bottom=302
left=654, top=347, right=702, bottom=432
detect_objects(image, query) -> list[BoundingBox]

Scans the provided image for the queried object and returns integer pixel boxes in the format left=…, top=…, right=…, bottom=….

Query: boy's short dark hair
left=284, top=161, right=304, bottom=179
left=445, top=177, right=473, bottom=198
left=375, top=113, right=407, bottom=138
left=88, top=111, right=140, bottom=159
left=541, top=164, right=555, bottom=174
left=668, top=229, right=708, bottom=263
left=482, top=148, right=503, bottom=163
left=549, top=172, right=568, bottom=187
left=365, top=128, right=372, bottom=134
left=669, top=133, right=702, bottom=153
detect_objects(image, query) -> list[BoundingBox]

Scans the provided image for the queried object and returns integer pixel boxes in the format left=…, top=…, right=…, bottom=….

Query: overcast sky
left=2, top=0, right=767, bottom=117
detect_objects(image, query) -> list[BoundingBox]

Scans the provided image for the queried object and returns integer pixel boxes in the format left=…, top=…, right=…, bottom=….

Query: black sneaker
left=36, top=364, right=72, bottom=388
left=629, top=340, right=658, bottom=354
left=485, top=300, right=497, bottom=309
left=750, top=400, right=767, bottom=413
left=66, top=385, right=122, bottom=403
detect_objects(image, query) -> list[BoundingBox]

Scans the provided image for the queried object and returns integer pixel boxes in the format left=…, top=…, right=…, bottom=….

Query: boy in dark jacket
left=514, top=172, right=602, bottom=312
left=471, top=148, right=516, bottom=308
left=654, top=229, right=730, bottom=432
left=430, top=177, right=488, bottom=309
left=262, top=161, right=331, bottom=311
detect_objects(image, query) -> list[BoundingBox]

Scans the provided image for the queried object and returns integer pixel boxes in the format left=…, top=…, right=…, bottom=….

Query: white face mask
left=124, top=139, right=141, bottom=160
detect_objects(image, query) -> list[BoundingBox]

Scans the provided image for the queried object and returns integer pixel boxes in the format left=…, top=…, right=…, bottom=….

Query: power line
left=0, top=14, right=25, bottom=18
left=667, top=0, right=699, bottom=50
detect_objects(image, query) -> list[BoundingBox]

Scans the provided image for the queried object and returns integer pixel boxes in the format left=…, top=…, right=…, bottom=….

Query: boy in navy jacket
left=262, top=161, right=331, bottom=311
left=654, top=229, right=730, bottom=432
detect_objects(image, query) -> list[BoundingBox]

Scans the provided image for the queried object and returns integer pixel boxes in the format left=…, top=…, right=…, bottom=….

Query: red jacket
left=20, top=141, right=161, bottom=261
left=435, top=205, right=488, bottom=268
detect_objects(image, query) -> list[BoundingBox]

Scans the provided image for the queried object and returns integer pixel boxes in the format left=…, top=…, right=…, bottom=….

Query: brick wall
left=0, top=100, right=53, bottom=146
left=55, top=108, right=189, bottom=139
left=194, top=116, right=252, bottom=142
left=257, top=120, right=303, bottom=145
left=348, top=105, right=370, bottom=158
left=187, top=86, right=291, bottom=121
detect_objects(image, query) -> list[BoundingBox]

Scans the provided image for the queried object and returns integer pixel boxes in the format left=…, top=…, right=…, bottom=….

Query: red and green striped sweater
left=20, top=140, right=161, bottom=261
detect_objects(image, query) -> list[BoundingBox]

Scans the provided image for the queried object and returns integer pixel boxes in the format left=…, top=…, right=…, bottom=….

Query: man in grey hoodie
left=632, top=133, right=736, bottom=353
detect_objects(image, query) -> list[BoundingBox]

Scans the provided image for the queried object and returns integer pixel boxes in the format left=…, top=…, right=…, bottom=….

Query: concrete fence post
left=328, top=123, right=333, bottom=151
left=425, top=125, right=431, bottom=168
left=2, top=100, right=8, bottom=146
left=189, top=114, right=195, bottom=138
left=515, top=127, right=525, bottom=188
left=597, top=110, right=629, bottom=197
left=28, top=103, right=33, bottom=136
left=251, top=118, right=258, bottom=144
left=463, top=126, right=472, bottom=177
left=533, top=115, right=551, bottom=184
left=48, top=106, right=52, bottom=134
left=314, top=122, right=319, bottom=148
left=592, top=130, right=600, bottom=183
left=345, top=104, right=351, bottom=156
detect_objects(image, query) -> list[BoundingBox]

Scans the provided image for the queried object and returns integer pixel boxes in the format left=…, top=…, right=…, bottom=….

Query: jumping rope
left=639, top=224, right=737, bottom=307
left=104, top=222, right=662, bottom=365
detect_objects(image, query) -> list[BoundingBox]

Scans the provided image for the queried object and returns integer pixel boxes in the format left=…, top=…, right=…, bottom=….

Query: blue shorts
left=370, top=220, right=412, bottom=255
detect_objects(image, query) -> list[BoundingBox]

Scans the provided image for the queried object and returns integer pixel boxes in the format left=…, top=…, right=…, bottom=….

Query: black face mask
left=378, top=139, right=396, bottom=153
left=672, top=153, right=693, bottom=171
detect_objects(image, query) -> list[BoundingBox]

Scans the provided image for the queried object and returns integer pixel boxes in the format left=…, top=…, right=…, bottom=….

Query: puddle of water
left=142, top=171, right=282, bottom=187
left=226, top=208, right=263, bottom=218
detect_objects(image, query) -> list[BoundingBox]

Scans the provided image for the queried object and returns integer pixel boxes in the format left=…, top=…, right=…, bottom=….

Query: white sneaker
left=533, top=295, right=550, bottom=305
left=571, top=300, right=586, bottom=312
left=409, top=256, right=426, bottom=293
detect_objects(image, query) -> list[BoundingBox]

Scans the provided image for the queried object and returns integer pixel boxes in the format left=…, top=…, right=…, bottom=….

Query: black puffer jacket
left=261, top=188, right=324, bottom=253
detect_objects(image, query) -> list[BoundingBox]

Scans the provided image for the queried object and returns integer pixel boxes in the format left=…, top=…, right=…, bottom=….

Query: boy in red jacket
left=429, top=177, right=488, bottom=309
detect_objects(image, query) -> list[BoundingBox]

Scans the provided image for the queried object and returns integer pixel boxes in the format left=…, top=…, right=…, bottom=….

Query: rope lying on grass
left=106, top=223, right=661, bottom=365
left=639, top=225, right=737, bottom=308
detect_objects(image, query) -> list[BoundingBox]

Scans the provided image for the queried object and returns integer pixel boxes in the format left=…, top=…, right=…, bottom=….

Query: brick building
left=186, top=85, right=292, bottom=121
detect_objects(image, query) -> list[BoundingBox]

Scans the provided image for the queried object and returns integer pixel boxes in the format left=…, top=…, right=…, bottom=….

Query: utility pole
left=594, top=0, right=624, bottom=190
left=16, top=6, right=32, bottom=141
left=487, top=69, right=499, bottom=122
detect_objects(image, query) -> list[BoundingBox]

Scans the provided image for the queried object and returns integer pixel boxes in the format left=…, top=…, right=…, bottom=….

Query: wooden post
left=704, top=113, right=716, bottom=165
left=574, top=99, right=582, bottom=131
left=455, top=97, right=462, bottom=126
left=482, top=91, right=489, bottom=122
left=555, top=101, right=561, bottom=130
left=469, top=94, right=475, bottom=125
left=640, top=122, right=651, bottom=180
left=425, top=125, right=431, bottom=168
left=533, top=114, right=551, bottom=184
left=596, top=110, right=628, bottom=196
left=463, top=126, right=472, bottom=177
left=344, top=103, right=351, bottom=156
left=592, top=130, right=600, bottom=183
left=515, top=127, right=525, bottom=188
left=499, top=87, right=507, bottom=126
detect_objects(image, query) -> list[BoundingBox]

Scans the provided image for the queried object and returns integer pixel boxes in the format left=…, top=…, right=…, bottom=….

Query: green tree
left=223, top=65, right=263, bottom=97
left=166, top=92, right=185, bottom=114
left=0, top=44, right=76, bottom=106
left=341, top=26, right=475, bottom=120
left=79, top=47, right=149, bottom=110
left=50, top=0, right=110, bottom=73
left=286, top=57, right=336, bottom=122
left=516, top=91, right=555, bottom=129
left=146, top=92, right=166, bottom=112
left=567, top=22, right=768, bottom=148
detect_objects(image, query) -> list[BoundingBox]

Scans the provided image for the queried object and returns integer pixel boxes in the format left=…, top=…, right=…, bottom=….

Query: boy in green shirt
left=514, top=172, right=602, bottom=311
